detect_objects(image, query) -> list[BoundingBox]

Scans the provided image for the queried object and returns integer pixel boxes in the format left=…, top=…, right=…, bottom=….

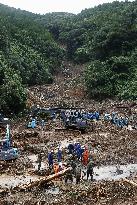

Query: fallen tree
left=124, top=178, right=137, bottom=187
left=16, top=167, right=71, bottom=191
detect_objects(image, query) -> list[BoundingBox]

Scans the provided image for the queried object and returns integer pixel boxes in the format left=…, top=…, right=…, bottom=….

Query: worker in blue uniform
left=87, top=112, right=94, bottom=120
left=94, top=111, right=100, bottom=120
left=68, top=143, right=74, bottom=154
left=31, top=118, right=36, bottom=128
left=41, top=119, right=45, bottom=130
left=48, top=151, right=54, bottom=168
left=57, top=148, right=62, bottom=162
left=123, top=117, right=129, bottom=127
left=75, top=143, right=82, bottom=160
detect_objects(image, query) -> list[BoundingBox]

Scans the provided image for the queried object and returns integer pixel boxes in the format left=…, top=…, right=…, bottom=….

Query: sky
left=0, top=0, right=126, bottom=14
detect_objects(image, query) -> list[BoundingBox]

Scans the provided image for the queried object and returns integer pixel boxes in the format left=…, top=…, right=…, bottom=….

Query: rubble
left=0, top=62, right=137, bottom=204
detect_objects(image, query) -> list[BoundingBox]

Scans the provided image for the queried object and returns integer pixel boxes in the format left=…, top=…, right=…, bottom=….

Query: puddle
left=46, top=187, right=59, bottom=195
left=0, top=175, right=40, bottom=188
left=82, top=163, right=137, bottom=181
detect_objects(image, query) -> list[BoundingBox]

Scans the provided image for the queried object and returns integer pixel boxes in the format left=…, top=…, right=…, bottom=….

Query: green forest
left=0, top=1, right=137, bottom=114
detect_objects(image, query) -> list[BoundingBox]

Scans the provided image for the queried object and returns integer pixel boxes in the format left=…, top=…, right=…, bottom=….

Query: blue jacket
left=48, top=152, right=53, bottom=165
left=31, top=119, right=36, bottom=128
left=57, top=149, right=62, bottom=162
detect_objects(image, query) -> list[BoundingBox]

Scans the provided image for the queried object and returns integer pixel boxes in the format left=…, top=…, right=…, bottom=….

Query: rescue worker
left=111, top=112, right=116, bottom=123
left=74, top=142, right=78, bottom=153
left=66, top=153, right=76, bottom=174
left=53, top=163, right=59, bottom=174
left=82, top=146, right=89, bottom=166
left=104, top=113, right=111, bottom=121
left=27, top=121, right=32, bottom=128
left=68, top=143, right=74, bottom=154
left=87, top=160, right=94, bottom=181
left=31, top=118, right=36, bottom=129
left=57, top=147, right=62, bottom=162
left=75, top=143, right=82, bottom=160
left=37, top=153, right=42, bottom=171
left=41, top=119, right=45, bottom=130
left=119, top=117, right=124, bottom=128
left=51, top=112, right=56, bottom=121
left=48, top=150, right=54, bottom=168
left=95, top=111, right=99, bottom=120
left=87, top=112, right=94, bottom=120
left=70, top=159, right=77, bottom=174
left=124, top=117, right=129, bottom=127
left=65, top=165, right=73, bottom=183
left=75, top=164, right=82, bottom=184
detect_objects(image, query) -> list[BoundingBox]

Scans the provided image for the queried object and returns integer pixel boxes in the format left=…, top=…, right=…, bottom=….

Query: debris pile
left=0, top=62, right=136, bottom=204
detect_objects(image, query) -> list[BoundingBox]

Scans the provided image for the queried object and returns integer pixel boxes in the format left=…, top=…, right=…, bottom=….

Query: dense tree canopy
left=0, top=4, right=65, bottom=114
left=41, top=0, right=137, bottom=100
left=0, top=1, right=137, bottom=114
left=36, top=1, right=137, bottom=100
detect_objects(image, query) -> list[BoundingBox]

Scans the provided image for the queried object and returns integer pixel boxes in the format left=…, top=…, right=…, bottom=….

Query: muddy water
left=46, top=187, right=59, bottom=195
left=83, top=163, right=137, bottom=181
left=0, top=175, right=40, bottom=188
left=0, top=163, right=136, bottom=189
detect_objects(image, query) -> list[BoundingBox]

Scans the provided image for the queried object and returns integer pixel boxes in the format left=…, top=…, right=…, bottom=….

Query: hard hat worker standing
left=65, top=164, right=73, bottom=183
left=87, top=159, right=94, bottom=181
left=48, top=150, right=54, bottom=168
left=53, top=163, right=59, bottom=174
left=31, top=118, right=36, bottom=129
left=77, top=143, right=83, bottom=161
left=41, top=119, right=45, bottom=130
left=82, top=146, right=89, bottom=166
left=57, top=147, right=62, bottom=162
left=37, top=153, right=42, bottom=171
left=75, top=164, right=82, bottom=184
left=68, top=143, right=74, bottom=154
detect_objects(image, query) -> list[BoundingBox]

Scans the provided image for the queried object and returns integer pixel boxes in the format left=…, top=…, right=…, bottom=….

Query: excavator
left=0, top=124, right=18, bottom=161
left=0, top=113, right=9, bottom=129
left=60, top=109, right=88, bottom=133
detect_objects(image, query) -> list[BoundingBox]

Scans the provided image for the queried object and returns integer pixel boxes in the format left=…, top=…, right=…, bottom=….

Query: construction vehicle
left=0, top=124, right=18, bottom=161
left=0, top=113, right=9, bottom=128
left=30, top=107, right=60, bottom=120
left=60, top=109, right=88, bottom=132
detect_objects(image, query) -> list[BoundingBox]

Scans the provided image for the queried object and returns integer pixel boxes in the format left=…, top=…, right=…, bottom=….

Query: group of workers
left=65, top=143, right=94, bottom=184
left=27, top=118, right=45, bottom=129
left=104, top=112, right=129, bottom=128
left=28, top=108, right=135, bottom=131
left=61, top=110, right=100, bottom=122
left=37, top=142, right=94, bottom=184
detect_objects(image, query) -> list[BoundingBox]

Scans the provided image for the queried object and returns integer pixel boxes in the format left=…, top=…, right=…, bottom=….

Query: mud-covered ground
left=0, top=106, right=137, bottom=205
left=0, top=62, right=137, bottom=204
